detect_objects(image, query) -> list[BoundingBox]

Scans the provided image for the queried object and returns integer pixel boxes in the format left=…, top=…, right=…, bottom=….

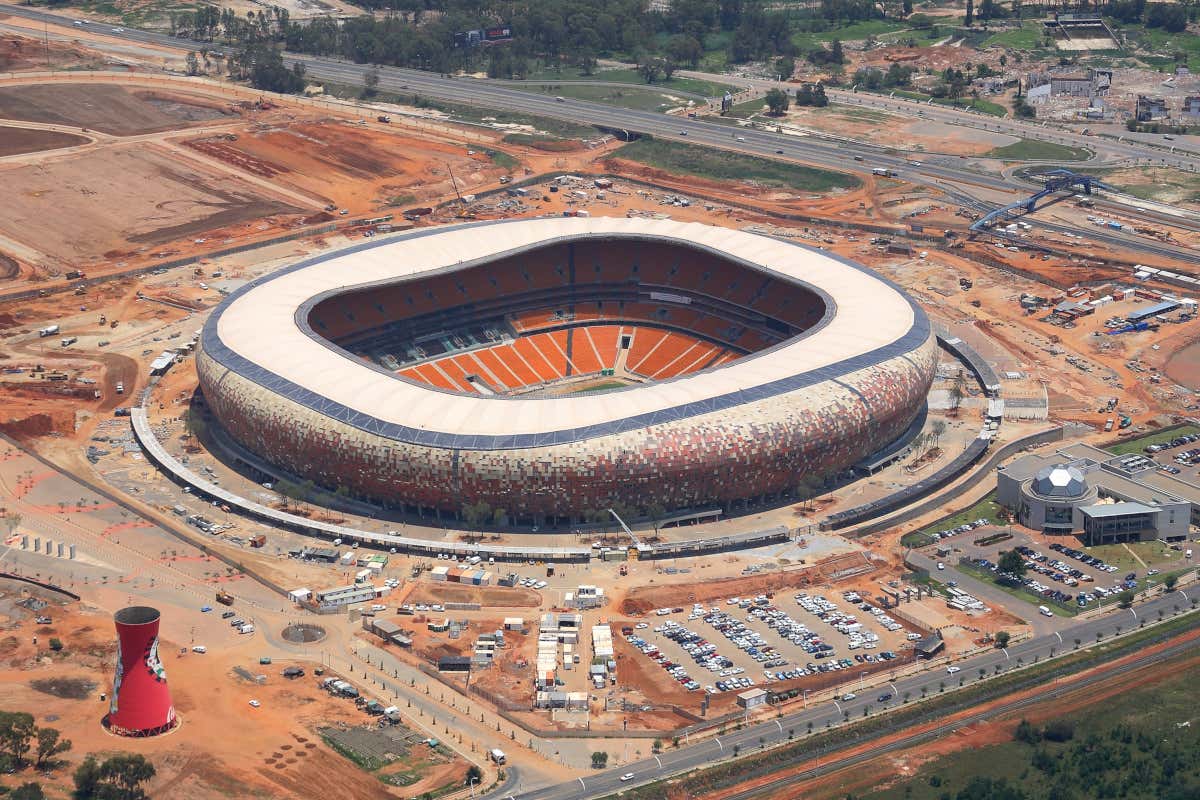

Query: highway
left=4, top=4, right=1199, bottom=262
left=499, top=583, right=1196, bottom=800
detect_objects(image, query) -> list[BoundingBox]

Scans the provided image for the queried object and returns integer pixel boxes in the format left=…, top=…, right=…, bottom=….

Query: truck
left=38, top=325, right=60, bottom=338
left=215, top=590, right=235, bottom=606
left=383, top=706, right=402, bottom=723
left=489, top=749, right=507, bottom=765
left=871, top=167, right=893, bottom=177
left=1104, top=418, right=1114, bottom=432
left=60, top=337, right=78, bottom=347
left=239, top=623, right=255, bottom=634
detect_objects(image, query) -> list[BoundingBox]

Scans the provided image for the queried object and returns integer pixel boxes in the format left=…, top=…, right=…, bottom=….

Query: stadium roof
left=205, top=218, right=925, bottom=445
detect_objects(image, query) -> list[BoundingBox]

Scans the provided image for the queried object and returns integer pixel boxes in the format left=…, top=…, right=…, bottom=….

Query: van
left=1187, top=549, right=1193, bottom=559
left=191, top=645, right=207, bottom=653
left=489, top=748, right=506, bottom=764
left=115, top=382, right=124, bottom=394
left=1038, top=605, right=1053, bottom=617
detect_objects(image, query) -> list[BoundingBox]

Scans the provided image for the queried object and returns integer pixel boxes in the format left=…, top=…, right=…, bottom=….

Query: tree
left=774, top=55, right=795, bottom=80
left=948, top=374, right=966, bottom=415
left=994, top=630, right=1011, bottom=648
left=764, top=87, right=789, bottom=116
left=830, top=39, right=844, bottom=65
left=73, top=755, right=102, bottom=799
left=363, top=66, right=380, bottom=96
left=1164, top=573, right=1178, bottom=590
left=185, top=51, right=201, bottom=76
left=98, top=753, right=156, bottom=799
left=48, top=637, right=63, bottom=652
left=1117, top=589, right=1135, bottom=608
left=10, top=783, right=44, bottom=800
left=590, top=751, right=608, bottom=769
left=0, top=712, right=35, bottom=767
left=998, top=549, right=1027, bottom=580
left=464, top=764, right=483, bottom=785
left=965, top=0, right=975, bottom=25
left=34, top=727, right=70, bottom=769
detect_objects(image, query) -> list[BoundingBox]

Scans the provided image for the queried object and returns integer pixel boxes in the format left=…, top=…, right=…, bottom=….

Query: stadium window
left=375, top=304, right=385, bottom=314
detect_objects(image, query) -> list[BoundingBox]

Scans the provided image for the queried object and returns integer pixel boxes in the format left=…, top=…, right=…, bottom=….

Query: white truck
left=238, top=623, right=255, bottom=634
left=872, top=167, right=893, bottom=177
left=489, top=748, right=506, bottom=765
left=38, top=325, right=60, bottom=337
left=383, top=706, right=402, bottom=723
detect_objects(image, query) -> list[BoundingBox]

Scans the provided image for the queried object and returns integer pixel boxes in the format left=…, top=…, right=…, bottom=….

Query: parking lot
left=945, top=526, right=1177, bottom=611
left=621, top=590, right=917, bottom=696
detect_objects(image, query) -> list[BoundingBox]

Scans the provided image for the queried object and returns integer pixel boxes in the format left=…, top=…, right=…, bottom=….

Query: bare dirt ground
left=1, top=142, right=303, bottom=265
left=404, top=582, right=543, bottom=608
left=0, top=125, right=90, bottom=156
left=0, top=31, right=109, bottom=72
left=0, top=586, right=467, bottom=799
left=0, top=84, right=232, bottom=135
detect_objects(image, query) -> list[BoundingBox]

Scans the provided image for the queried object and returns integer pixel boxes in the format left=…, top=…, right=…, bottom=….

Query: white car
left=635, top=622, right=649, bottom=630
left=535, top=580, right=548, bottom=589
left=620, top=773, right=635, bottom=782
left=946, top=666, right=961, bottom=674
left=936, top=562, right=945, bottom=570
left=248, top=699, right=261, bottom=708
left=112, top=27, right=124, bottom=32
left=370, top=604, right=387, bottom=612
left=191, top=645, right=207, bottom=654
left=841, top=693, right=856, bottom=701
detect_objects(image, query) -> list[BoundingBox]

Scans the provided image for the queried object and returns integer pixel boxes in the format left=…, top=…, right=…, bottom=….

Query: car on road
left=936, top=562, right=945, bottom=570
left=620, top=774, right=635, bottom=782
left=946, top=666, right=961, bottom=674
left=841, top=693, right=856, bottom=701
left=877, top=693, right=893, bottom=702
left=248, top=699, right=261, bottom=708
left=678, top=130, right=687, bottom=136
left=775, top=149, right=783, bottom=154
left=112, top=27, right=124, bottom=32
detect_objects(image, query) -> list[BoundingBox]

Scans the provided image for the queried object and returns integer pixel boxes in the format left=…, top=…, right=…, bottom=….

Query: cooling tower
left=104, top=606, right=178, bottom=736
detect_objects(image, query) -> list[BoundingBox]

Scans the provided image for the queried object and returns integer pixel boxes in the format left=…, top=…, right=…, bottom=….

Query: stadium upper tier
left=198, top=218, right=936, bottom=519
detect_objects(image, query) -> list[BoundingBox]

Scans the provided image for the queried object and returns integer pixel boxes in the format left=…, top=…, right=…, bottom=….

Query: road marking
left=1129, top=608, right=1137, bottom=620
left=1054, top=631, right=1063, bottom=644
left=715, top=737, right=723, bottom=752
left=775, top=720, right=783, bottom=733
left=654, top=756, right=662, bottom=769
left=832, top=701, right=842, bottom=714
left=1002, top=648, right=1010, bottom=661
left=1181, top=590, right=1190, bottom=602
left=888, top=682, right=898, bottom=696
left=577, top=778, right=585, bottom=790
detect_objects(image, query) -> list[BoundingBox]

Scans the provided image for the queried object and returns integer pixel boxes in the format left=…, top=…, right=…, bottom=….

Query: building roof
left=205, top=217, right=922, bottom=447
left=1079, top=501, right=1160, bottom=518
left=1032, top=464, right=1087, bottom=499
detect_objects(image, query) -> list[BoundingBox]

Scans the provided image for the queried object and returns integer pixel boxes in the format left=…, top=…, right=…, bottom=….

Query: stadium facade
left=197, top=218, right=935, bottom=522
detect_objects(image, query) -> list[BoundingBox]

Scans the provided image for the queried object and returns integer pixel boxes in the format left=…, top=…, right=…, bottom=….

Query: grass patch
left=864, top=653, right=1200, bottom=799
left=506, top=82, right=703, bottom=113
left=904, top=493, right=1006, bottom=549
left=320, top=733, right=385, bottom=772
left=987, top=139, right=1092, bottom=161
left=571, top=380, right=628, bottom=394
left=385, top=194, right=416, bottom=207
left=483, top=149, right=519, bottom=169
left=521, top=66, right=734, bottom=97
left=881, top=89, right=1007, bottom=117
left=981, top=23, right=1044, bottom=50
left=325, top=83, right=597, bottom=140
left=611, top=138, right=859, bottom=192
left=1105, top=423, right=1200, bottom=456
left=792, top=20, right=908, bottom=51
left=501, top=133, right=582, bottom=151
left=1086, top=541, right=1182, bottom=573
left=957, top=560, right=1079, bottom=616
left=30, top=677, right=96, bottom=700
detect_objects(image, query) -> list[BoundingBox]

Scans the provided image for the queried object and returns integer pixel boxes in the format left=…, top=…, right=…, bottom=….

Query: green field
left=864, top=654, right=1200, bottom=799
left=902, top=493, right=1006, bottom=549
left=611, top=138, right=860, bottom=192
left=1086, top=541, right=1183, bottom=573
left=792, top=19, right=907, bottom=51
left=982, top=23, right=1044, bottom=50
left=1133, top=26, right=1200, bottom=71
left=987, top=139, right=1093, bottom=162
left=571, top=381, right=628, bottom=394
left=1105, top=424, right=1200, bottom=456
left=888, top=89, right=1008, bottom=117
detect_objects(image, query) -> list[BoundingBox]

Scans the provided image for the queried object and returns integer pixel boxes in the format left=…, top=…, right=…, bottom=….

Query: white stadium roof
left=210, top=217, right=917, bottom=440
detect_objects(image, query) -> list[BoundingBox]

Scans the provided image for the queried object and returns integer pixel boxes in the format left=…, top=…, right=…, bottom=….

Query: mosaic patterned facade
left=197, top=330, right=936, bottom=517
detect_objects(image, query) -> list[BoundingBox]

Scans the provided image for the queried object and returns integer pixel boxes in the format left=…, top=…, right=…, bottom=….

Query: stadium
left=196, top=217, right=937, bottom=524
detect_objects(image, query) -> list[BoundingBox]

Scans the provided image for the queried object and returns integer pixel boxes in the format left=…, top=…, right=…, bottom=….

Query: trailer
left=871, top=167, right=892, bottom=177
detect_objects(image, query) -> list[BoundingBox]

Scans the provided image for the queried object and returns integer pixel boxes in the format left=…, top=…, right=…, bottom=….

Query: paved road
left=489, top=582, right=1195, bottom=800
left=4, top=3, right=1198, bottom=265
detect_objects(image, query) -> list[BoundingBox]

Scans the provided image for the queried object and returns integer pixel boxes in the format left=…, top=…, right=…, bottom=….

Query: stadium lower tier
left=395, top=324, right=738, bottom=394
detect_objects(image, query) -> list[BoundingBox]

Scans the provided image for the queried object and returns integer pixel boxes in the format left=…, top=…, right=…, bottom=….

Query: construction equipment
left=215, top=590, right=234, bottom=606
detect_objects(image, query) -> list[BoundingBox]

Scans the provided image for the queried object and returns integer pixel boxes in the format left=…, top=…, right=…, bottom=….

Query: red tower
left=104, top=606, right=178, bottom=737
